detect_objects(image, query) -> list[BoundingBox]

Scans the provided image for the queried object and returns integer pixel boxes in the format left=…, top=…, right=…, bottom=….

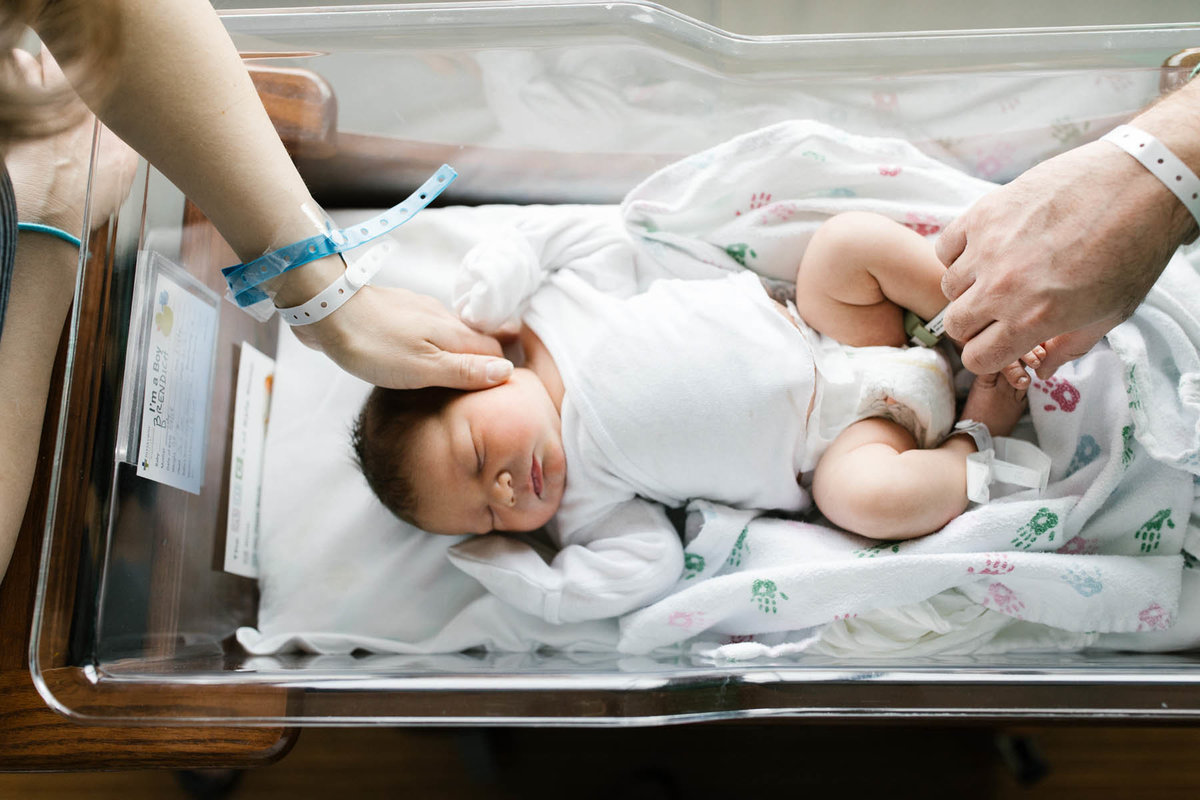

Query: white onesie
left=447, top=214, right=953, bottom=624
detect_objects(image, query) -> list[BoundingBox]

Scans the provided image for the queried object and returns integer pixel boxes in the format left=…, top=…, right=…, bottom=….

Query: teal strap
left=1189, top=62, right=1200, bottom=82
left=17, top=222, right=82, bottom=248
left=222, top=164, right=457, bottom=308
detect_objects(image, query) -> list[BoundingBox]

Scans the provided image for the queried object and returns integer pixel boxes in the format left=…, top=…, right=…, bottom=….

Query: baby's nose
left=493, top=471, right=516, bottom=507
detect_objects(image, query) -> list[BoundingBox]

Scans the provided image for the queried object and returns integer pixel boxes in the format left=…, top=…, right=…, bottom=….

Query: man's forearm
left=1129, top=77, right=1200, bottom=245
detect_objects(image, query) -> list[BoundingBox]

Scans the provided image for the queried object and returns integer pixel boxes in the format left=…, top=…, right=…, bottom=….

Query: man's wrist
left=1129, top=80, right=1200, bottom=244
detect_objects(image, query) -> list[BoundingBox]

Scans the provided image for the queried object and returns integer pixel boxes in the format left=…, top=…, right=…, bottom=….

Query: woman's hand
left=290, top=282, right=513, bottom=391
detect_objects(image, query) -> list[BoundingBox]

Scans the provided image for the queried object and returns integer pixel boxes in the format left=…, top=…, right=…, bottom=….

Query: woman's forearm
left=0, top=234, right=77, bottom=580
left=63, top=0, right=319, bottom=259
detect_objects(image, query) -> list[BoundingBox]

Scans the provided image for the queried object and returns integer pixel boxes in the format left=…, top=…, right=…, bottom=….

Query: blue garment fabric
left=0, top=165, right=15, bottom=337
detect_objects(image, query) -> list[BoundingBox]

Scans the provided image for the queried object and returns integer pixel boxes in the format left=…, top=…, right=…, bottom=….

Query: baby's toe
left=1001, top=360, right=1030, bottom=390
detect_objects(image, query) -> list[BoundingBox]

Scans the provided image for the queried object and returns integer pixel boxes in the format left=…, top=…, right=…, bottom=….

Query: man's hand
left=937, top=139, right=1190, bottom=378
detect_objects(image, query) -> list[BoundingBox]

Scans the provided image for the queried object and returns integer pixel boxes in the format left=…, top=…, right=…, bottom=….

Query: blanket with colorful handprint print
left=616, top=121, right=1200, bottom=657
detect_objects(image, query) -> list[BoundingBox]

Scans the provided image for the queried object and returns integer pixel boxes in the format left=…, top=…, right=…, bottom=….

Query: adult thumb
left=435, top=352, right=514, bottom=391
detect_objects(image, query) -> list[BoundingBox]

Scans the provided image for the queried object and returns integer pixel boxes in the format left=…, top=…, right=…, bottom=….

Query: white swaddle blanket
left=611, top=120, right=1200, bottom=656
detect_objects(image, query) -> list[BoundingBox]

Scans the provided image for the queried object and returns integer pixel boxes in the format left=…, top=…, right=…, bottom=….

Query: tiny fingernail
left=486, top=359, right=513, bottom=383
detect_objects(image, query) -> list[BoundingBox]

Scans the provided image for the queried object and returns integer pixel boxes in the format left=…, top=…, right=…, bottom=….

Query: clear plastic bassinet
left=31, top=2, right=1200, bottom=725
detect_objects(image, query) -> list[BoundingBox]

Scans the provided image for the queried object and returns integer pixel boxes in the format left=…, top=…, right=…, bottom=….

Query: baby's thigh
left=792, top=213, right=908, bottom=347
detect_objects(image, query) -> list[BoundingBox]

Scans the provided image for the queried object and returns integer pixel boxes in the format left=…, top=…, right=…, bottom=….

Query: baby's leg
left=794, top=211, right=1043, bottom=388
left=793, top=212, right=949, bottom=348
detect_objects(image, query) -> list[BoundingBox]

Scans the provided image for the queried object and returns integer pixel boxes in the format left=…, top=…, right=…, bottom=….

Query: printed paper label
left=224, top=342, right=275, bottom=578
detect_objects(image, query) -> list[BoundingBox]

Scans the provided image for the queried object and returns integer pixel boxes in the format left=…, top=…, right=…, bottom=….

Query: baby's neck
left=519, top=326, right=565, bottom=414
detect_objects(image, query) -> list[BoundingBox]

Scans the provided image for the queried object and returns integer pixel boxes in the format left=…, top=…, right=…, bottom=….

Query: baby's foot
left=960, top=372, right=1028, bottom=438
left=999, top=344, right=1047, bottom=390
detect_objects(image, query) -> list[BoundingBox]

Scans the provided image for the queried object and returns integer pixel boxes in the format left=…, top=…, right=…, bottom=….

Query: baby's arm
left=447, top=499, right=683, bottom=623
left=454, top=208, right=634, bottom=332
left=812, top=419, right=975, bottom=539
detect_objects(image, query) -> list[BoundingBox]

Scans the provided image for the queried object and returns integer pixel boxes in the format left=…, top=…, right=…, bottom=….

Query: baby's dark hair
left=351, top=385, right=463, bottom=525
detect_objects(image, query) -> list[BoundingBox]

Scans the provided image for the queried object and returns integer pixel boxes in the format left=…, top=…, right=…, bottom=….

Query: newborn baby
left=353, top=212, right=1034, bottom=623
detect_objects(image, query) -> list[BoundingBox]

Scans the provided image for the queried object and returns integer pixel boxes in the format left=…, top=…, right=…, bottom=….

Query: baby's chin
left=513, top=496, right=562, bottom=533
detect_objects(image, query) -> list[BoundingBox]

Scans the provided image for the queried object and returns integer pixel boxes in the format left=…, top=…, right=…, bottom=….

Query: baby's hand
left=999, top=344, right=1047, bottom=390
left=453, top=228, right=541, bottom=333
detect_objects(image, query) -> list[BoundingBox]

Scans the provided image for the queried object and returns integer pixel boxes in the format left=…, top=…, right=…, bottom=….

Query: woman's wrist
left=260, top=252, right=346, bottom=308
left=12, top=230, right=79, bottom=313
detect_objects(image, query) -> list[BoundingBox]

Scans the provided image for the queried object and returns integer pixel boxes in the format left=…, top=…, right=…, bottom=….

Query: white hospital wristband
left=277, top=237, right=398, bottom=326
left=948, top=419, right=1050, bottom=504
left=1101, top=124, right=1200, bottom=230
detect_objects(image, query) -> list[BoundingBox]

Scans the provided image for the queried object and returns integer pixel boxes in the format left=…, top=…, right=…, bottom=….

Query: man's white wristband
left=277, top=237, right=398, bottom=326
left=1101, top=124, right=1200, bottom=230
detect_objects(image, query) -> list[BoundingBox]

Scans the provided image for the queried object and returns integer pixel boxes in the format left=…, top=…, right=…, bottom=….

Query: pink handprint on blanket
left=1137, top=603, right=1171, bottom=632
left=735, top=192, right=772, bottom=216
left=967, top=556, right=1016, bottom=576
left=983, top=582, right=1026, bottom=619
left=667, top=611, right=706, bottom=630
left=1033, top=375, right=1081, bottom=413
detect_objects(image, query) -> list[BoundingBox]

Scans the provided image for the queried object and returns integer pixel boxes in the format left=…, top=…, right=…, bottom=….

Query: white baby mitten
left=453, top=228, right=543, bottom=333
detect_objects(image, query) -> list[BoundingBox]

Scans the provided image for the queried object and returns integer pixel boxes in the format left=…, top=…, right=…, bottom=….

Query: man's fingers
left=934, top=219, right=967, bottom=270
left=958, top=320, right=1030, bottom=376
left=940, top=282, right=992, bottom=343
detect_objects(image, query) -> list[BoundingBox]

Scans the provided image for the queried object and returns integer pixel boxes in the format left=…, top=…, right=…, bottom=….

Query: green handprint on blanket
left=724, top=243, right=757, bottom=267
left=853, top=540, right=901, bottom=558
left=751, top=579, right=789, bottom=614
left=1134, top=509, right=1175, bottom=553
left=725, top=527, right=750, bottom=569
left=683, top=552, right=706, bottom=580
left=1011, top=508, right=1058, bottom=550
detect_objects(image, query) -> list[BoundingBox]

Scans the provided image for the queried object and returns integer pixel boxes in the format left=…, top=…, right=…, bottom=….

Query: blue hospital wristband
left=222, top=164, right=457, bottom=308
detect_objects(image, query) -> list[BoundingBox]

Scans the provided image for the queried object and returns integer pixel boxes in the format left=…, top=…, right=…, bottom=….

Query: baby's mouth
left=531, top=457, right=544, bottom=499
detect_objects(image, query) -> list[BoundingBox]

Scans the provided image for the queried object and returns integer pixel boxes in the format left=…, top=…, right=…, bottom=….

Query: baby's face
left=407, top=368, right=566, bottom=535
